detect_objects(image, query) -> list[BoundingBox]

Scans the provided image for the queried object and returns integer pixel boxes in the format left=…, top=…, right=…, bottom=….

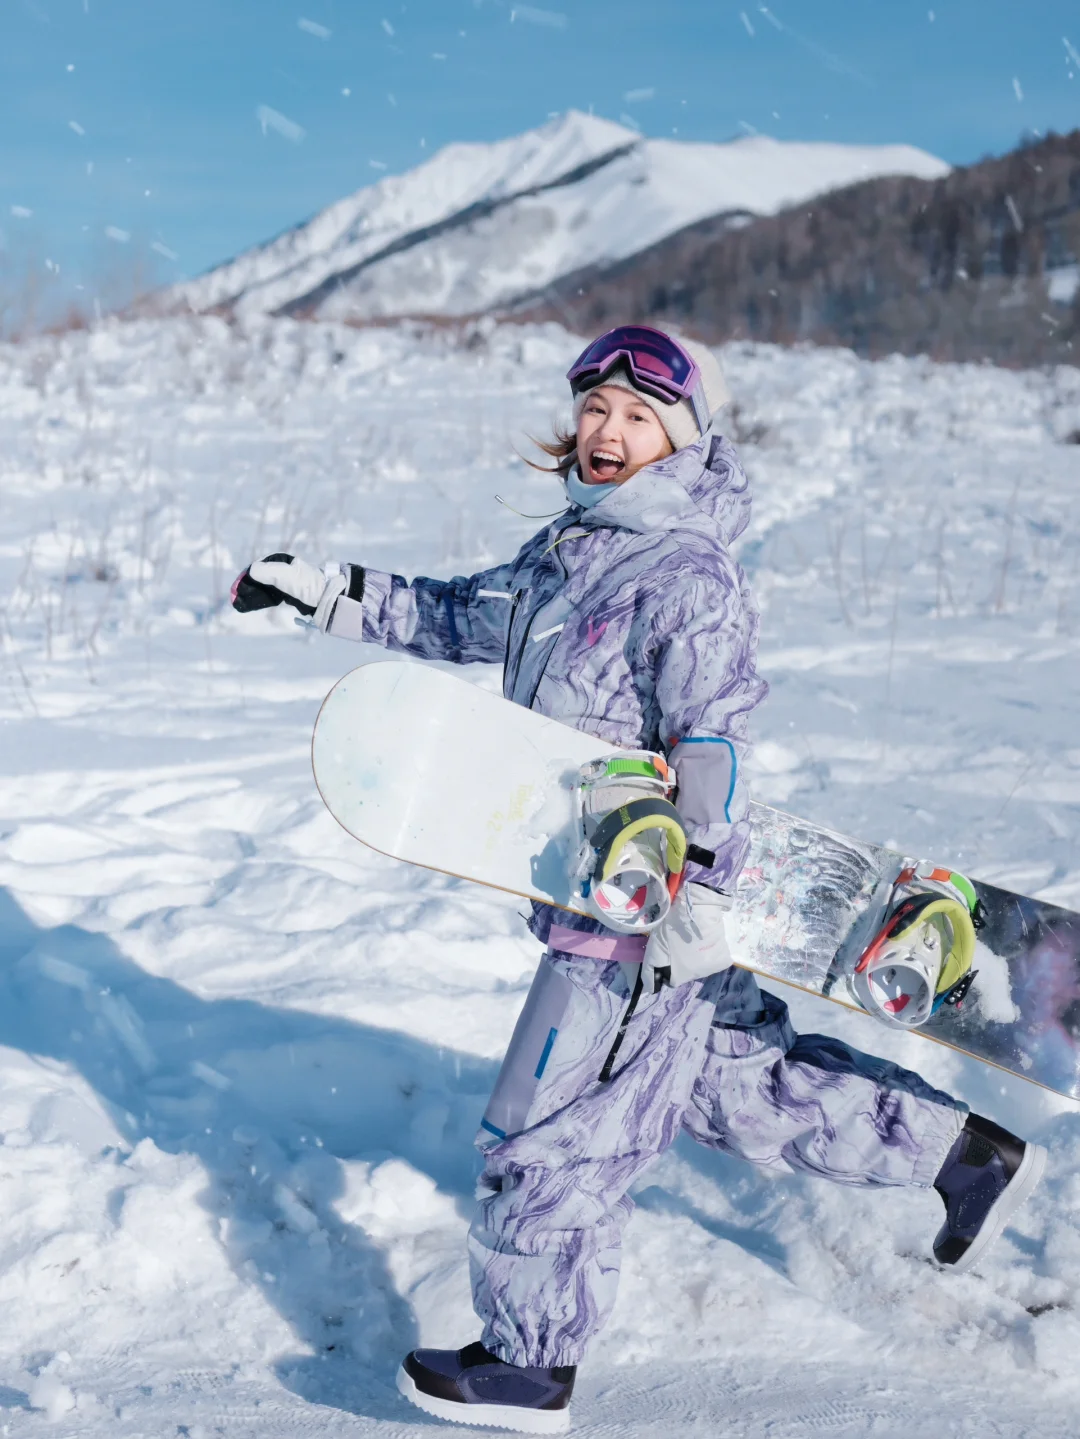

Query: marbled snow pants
left=468, top=944, right=967, bottom=1368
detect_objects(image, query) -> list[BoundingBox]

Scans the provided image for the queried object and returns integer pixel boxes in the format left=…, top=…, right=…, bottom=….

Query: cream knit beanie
left=572, top=336, right=729, bottom=453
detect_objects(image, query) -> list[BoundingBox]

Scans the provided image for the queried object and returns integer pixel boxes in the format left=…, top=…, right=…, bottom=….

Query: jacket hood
left=566, top=434, right=752, bottom=549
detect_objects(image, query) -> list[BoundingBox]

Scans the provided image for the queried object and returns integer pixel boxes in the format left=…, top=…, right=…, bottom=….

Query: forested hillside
left=512, top=130, right=1080, bottom=367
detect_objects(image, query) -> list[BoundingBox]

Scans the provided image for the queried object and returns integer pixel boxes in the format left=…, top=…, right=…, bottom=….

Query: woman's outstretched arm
left=326, top=558, right=519, bottom=666
left=233, top=550, right=525, bottom=667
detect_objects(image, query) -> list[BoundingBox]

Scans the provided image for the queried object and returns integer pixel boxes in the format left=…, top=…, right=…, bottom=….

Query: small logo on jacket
left=585, top=616, right=608, bottom=646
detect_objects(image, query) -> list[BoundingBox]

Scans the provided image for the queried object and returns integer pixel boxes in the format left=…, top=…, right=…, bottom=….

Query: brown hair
left=524, top=423, right=577, bottom=481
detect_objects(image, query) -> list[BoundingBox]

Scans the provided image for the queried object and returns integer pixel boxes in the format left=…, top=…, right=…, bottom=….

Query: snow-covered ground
left=161, top=111, right=948, bottom=324
left=0, top=315, right=1079, bottom=1436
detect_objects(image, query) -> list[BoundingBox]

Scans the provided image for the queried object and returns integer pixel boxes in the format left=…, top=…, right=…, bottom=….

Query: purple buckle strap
left=548, top=923, right=648, bottom=962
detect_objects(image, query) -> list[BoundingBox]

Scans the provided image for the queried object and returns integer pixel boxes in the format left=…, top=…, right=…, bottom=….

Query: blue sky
left=2, top=0, right=1079, bottom=309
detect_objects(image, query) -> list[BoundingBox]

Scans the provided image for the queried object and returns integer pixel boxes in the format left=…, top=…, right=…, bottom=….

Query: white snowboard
left=312, top=659, right=617, bottom=913
left=312, top=659, right=1080, bottom=1098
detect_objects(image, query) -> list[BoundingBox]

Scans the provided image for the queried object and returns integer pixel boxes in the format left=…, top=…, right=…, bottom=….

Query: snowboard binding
left=572, top=753, right=688, bottom=934
left=849, top=864, right=982, bottom=1029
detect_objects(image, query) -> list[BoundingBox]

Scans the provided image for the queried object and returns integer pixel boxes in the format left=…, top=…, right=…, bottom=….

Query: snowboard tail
left=735, top=805, right=1080, bottom=1099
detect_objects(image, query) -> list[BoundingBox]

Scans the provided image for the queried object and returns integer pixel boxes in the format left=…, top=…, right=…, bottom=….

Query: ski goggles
left=567, top=326, right=712, bottom=437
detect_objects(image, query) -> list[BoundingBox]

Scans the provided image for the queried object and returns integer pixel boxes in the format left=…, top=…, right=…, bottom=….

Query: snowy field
left=0, top=315, right=1079, bottom=1436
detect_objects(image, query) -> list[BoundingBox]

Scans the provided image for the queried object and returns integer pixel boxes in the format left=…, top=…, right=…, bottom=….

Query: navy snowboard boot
left=933, top=1112, right=1047, bottom=1273
left=397, top=1341, right=575, bottom=1433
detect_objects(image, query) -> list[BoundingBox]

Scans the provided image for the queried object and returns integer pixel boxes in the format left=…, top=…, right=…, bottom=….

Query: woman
left=233, top=326, right=1045, bottom=1434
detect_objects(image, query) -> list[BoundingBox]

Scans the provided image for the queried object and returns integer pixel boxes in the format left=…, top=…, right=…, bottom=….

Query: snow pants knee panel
left=480, top=959, right=577, bottom=1144
left=685, top=973, right=966, bottom=1187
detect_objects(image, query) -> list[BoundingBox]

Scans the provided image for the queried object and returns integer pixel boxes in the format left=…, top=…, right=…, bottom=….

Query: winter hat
left=572, top=336, right=729, bottom=453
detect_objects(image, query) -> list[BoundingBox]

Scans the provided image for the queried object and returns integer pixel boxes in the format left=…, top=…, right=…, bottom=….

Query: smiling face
left=575, top=384, right=674, bottom=485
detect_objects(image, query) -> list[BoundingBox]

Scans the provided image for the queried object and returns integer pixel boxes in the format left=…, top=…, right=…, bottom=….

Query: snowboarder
left=232, top=325, right=1047, bottom=1434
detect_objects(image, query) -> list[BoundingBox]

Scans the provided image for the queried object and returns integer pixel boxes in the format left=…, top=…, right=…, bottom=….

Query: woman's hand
left=231, top=553, right=357, bottom=632
left=642, top=883, right=733, bottom=991
left=231, top=553, right=328, bottom=615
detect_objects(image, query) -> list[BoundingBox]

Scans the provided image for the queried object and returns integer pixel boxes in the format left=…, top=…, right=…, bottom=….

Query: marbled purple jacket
left=327, top=433, right=768, bottom=894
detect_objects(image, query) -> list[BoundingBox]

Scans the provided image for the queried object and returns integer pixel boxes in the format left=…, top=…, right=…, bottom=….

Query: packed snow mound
left=1, top=315, right=1078, bottom=1435
left=162, top=110, right=949, bottom=324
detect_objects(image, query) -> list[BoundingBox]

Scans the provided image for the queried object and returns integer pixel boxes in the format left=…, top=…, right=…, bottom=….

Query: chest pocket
left=506, top=590, right=573, bottom=709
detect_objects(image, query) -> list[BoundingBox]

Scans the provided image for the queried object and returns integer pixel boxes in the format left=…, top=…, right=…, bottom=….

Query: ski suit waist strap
left=547, top=924, right=649, bottom=962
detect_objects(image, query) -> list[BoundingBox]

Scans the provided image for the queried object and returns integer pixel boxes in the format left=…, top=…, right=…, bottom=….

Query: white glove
left=642, top=883, right=732, bottom=991
left=233, top=554, right=347, bottom=631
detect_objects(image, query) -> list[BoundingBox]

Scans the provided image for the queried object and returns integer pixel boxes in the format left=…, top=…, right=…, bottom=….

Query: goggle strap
left=576, top=367, right=713, bottom=440
left=688, top=380, right=712, bottom=437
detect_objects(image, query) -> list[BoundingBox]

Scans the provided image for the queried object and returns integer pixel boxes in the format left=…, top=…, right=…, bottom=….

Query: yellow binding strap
left=589, top=798, right=688, bottom=880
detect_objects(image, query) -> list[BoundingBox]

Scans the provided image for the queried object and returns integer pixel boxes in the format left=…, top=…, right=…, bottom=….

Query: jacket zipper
left=510, top=541, right=570, bottom=705
left=509, top=595, right=536, bottom=699
left=503, top=587, right=525, bottom=693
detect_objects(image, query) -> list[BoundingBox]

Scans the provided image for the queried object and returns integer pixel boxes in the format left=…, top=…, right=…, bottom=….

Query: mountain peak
left=419, top=107, right=641, bottom=208
left=528, top=107, right=641, bottom=156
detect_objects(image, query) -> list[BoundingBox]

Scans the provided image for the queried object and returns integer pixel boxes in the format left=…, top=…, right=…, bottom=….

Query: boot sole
left=940, top=1140, right=1048, bottom=1275
left=396, top=1365, right=571, bottom=1434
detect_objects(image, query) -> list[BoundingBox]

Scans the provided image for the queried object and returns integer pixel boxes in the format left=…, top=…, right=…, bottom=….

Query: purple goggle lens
left=567, top=325, right=710, bottom=436
left=568, top=326, right=700, bottom=399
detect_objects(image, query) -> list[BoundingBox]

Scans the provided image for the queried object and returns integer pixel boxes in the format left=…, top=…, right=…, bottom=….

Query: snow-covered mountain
left=163, top=111, right=949, bottom=324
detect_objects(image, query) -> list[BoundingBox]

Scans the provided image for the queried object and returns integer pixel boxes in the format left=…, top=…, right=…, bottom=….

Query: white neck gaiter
left=566, top=467, right=620, bottom=510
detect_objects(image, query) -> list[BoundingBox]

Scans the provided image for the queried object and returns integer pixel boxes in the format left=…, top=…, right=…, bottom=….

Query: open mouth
left=589, top=448, right=625, bottom=481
